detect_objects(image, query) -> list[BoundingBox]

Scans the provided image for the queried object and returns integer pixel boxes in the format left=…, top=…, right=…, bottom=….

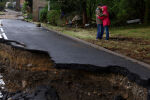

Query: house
left=16, top=0, right=48, bottom=21
left=32, top=0, right=47, bottom=21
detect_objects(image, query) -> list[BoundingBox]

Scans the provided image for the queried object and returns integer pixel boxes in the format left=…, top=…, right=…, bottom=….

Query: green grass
left=110, top=26, right=150, bottom=39
left=0, top=11, right=4, bottom=15
left=43, top=24, right=150, bottom=40
left=42, top=23, right=150, bottom=64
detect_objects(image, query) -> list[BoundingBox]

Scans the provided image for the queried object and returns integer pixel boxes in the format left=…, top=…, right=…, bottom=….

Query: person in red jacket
left=97, top=6, right=110, bottom=40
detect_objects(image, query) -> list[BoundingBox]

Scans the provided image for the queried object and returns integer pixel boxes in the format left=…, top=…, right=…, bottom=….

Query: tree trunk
left=82, top=0, right=88, bottom=25
left=144, top=0, right=150, bottom=24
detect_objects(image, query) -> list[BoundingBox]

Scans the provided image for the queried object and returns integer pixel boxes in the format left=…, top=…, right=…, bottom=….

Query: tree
left=0, top=0, right=6, bottom=11
left=47, top=0, right=89, bottom=25
left=25, top=0, right=32, bottom=13
left=81, top=0, right=88, bottom=25
left=86, top=0, right=98, bottom=21
left=144, top=0, right=150, bottom=24
left=46, top=0, right=148, bottom=26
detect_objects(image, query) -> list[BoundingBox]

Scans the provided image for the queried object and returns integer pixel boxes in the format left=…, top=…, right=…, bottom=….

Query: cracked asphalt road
left=1, top=19, right=150, bottom=80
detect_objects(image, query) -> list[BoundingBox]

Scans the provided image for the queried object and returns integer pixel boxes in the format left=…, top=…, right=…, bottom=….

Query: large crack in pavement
left=0, top=39, right=149, bottom=100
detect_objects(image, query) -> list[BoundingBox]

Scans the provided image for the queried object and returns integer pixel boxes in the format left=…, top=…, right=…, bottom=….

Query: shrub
left=56, top=18, right=66, bottom=26
left=22, top=1, right=28, bottom=14
left=40, top=8, right=48, bottom=22
left=27, top=13, right=32, bottom=19
left=47, top=10, right=60, bottom=26
left=0, top=2, right=6, bottom=11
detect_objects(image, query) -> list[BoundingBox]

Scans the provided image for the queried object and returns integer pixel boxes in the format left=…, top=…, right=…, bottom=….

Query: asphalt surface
left=1, top=19, right=150, bottom=80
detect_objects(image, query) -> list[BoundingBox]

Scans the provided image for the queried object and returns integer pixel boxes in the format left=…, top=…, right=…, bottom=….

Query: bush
left=56, top=18, right=66, bottom=26
left=27, top=13, right=32, bottom=19
left=99, top=0, right=145, bottom=26
left=40, top=8, right=48, bottom=22
left=22, top=1, right=28, bottom=14
left=47, top=10, right=60, bottom=26
left=0, top=2, right=6, bottom=11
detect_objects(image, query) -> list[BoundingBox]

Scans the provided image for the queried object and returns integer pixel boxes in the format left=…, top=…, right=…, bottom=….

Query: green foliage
left=100, top=0, right=145, bottom=25
left=47, top=10, right=60, bottom=26
left=25, top=0, right=33, bottom=10
left=22, top=1, right=28, bottom=14
left=116, top=0, right=143, bottom=22
left=86, top=0, right=99, bottom=19
left=0, top=2, right=6, bottom=11
left=144, top=0, right=150, bottom=24
left=40, top=8, right=48, bottom=22
left=46, top=0, right=149, bottom=26
left=48, top=1, right=60, bottom=10
left=27, top=13, right=32, bottom=19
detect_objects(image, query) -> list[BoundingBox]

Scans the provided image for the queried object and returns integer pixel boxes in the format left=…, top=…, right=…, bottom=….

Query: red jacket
left=98, top=6, right=111, bottom=26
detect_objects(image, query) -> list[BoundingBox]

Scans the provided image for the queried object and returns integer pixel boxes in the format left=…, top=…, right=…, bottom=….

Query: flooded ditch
left=0, top=41, right=149, bottom=100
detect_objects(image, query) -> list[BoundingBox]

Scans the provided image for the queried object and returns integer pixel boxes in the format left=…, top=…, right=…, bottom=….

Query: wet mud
left=0, top=40, right=149, bottom=100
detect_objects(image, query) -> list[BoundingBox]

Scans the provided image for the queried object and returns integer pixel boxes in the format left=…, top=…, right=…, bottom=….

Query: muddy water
left=0, top=43, right=148, bottom=100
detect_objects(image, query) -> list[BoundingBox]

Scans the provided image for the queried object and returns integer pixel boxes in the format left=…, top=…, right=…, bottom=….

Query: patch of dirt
left=49, top=70, right=147, bottom=100
left=0, top=43, right=148, bottom=100
left=85, top=37, right=150, bottom=64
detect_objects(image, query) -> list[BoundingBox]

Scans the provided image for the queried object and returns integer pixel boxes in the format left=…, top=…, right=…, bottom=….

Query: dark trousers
left=104, top=26, right=109, bottom=40
left=97, top=24, right=104, bottom=39
left=97, top=24, right=109, bottom=40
